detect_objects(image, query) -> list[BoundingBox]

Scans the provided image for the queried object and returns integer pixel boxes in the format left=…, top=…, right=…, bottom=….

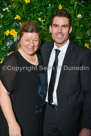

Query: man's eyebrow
left=62, top=24, right=69, bottom=26
left=53, top=23, right=58, bottom=25
left=52, top=23, right=69, bottom=25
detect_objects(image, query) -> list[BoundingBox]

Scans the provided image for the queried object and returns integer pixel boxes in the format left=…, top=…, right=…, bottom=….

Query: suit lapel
left=58, top=42, right=74, bottom=84
left=45, top=42, right=54, bottom=67
left=45, top=42, right=74, bottom=87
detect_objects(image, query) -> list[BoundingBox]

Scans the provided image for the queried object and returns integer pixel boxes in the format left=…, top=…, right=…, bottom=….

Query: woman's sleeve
left=0, top=55, right=17, bottom=94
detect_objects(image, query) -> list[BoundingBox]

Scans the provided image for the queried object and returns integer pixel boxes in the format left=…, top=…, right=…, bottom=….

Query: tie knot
left=55, top=49, right=60, bottom=57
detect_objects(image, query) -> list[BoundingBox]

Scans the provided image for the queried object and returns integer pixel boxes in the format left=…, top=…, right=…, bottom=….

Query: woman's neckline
left=18, top=48, right=39, bottom=66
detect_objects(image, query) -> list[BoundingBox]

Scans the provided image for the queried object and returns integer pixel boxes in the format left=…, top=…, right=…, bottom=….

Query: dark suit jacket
left=41, top=41, right=91, bottom=130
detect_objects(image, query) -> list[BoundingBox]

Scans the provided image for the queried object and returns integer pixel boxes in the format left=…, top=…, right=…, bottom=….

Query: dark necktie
left=48, top=49, right=60, bottom=104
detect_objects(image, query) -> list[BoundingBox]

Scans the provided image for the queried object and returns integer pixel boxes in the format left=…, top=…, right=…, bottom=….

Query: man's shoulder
left=41, top=41, right=54, bottom=59
left=71, top=42, right=90, bottom=53
left=42, top=41, right=54, bottom=49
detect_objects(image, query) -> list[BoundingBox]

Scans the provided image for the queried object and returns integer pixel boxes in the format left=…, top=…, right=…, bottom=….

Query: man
left=41, top=9, right=91, bottom=136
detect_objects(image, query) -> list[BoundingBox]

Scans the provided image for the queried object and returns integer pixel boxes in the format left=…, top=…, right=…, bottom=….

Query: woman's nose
left=29, top=41, right=34, bottom=46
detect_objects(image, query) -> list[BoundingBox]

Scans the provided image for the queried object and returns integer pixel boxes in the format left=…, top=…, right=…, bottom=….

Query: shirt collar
left=54, top=39, right=70, bottom=53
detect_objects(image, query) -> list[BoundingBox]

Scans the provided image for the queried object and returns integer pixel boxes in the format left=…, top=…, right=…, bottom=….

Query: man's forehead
left=52, top=17, right=69, bottom=24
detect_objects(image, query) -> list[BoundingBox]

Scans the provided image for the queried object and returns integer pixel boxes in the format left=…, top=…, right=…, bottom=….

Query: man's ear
left=49, top=25, right=52, bottom=33
left=69, top=26, right=72, bottom=34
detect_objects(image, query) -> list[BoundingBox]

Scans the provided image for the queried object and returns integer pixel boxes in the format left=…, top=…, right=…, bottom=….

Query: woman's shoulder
left=2, top=51, right=18, bottom=66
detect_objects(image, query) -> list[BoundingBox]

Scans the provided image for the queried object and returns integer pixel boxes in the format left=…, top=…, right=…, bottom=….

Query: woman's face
left=19, top=32, right=39, bottom=56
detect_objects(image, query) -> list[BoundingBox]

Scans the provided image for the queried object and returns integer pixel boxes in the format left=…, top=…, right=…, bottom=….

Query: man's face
left=49, top=17, right=72, bottom=48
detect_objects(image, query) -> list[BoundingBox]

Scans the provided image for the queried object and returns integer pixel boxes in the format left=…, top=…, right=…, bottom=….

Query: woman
left=0, top=20, right=46, bottom=136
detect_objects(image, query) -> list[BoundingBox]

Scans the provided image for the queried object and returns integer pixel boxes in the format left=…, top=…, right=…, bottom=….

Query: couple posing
left=0, top=9, right=91, bottom=136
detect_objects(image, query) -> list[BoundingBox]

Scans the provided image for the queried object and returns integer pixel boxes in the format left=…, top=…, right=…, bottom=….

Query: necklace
left=18, top=48, right=38, bottom=65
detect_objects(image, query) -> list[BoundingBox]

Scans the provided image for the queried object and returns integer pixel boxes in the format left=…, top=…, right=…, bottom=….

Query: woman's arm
left=0, top=81, right=21, bottom=136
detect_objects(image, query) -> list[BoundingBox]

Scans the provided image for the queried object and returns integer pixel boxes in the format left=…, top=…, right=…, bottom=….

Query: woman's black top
left=0, top=51, right=47, bottom=136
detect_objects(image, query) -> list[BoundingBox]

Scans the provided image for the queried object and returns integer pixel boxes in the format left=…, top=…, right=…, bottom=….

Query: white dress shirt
left=46, top=39, right=70, bottom=105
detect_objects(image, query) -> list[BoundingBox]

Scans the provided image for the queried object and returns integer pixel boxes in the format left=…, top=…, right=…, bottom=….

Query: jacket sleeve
left=80, top=50, right=91, bottom=129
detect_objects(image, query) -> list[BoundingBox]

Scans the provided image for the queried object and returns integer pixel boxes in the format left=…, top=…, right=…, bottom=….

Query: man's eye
left=52, top=24, right=58, bottom=28
left=54, top=25, right=58, bottom=27
left=63, top=25, right=68, bottom=28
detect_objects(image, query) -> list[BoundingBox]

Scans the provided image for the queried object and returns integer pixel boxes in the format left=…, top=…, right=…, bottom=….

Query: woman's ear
left=18, top=35, right=20, bottom=41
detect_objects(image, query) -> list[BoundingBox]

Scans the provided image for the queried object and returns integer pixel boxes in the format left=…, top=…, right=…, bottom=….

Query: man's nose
left=58, top=27, right=62, bottom=32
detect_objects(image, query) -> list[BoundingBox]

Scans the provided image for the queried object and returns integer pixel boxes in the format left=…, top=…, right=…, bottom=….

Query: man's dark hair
left=50, top=9, right=72, bottom=27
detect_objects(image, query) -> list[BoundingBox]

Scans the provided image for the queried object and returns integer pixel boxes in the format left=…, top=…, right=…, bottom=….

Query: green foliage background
left=0, top=0, right=91, bottom=61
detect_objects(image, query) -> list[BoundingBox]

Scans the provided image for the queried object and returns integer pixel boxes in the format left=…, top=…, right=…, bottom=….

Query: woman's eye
left=34, top=40, right=38, bottom=42
left=25, top=39, right=28, bottom=41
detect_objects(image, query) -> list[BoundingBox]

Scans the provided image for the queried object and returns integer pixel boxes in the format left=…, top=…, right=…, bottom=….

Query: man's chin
left=55, top=41, right=67, bottom=48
